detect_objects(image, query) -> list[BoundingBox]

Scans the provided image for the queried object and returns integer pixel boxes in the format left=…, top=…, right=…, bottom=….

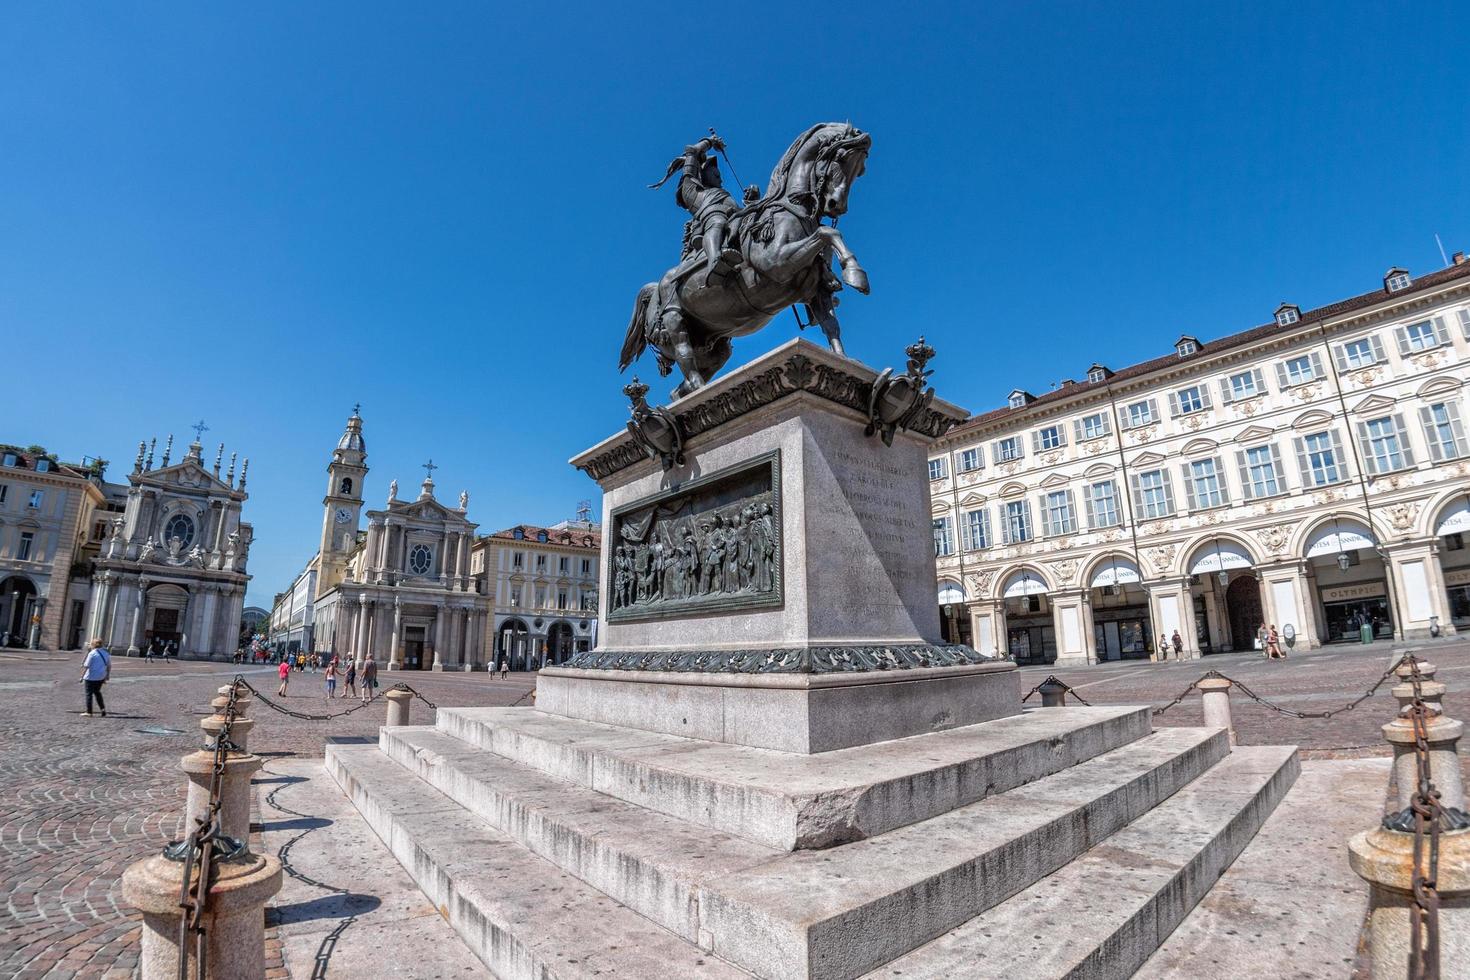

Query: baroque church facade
left=286, top=409, right=490, bottom=669
left=88, top=434, right=254, bottom=657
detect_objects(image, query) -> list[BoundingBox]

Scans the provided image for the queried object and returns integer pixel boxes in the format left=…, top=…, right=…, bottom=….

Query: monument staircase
left=326, top=701, right=1298, bottom=979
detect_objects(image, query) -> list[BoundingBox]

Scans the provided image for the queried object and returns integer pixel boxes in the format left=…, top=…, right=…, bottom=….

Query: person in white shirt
left=80, top=638, right=112, bottom=717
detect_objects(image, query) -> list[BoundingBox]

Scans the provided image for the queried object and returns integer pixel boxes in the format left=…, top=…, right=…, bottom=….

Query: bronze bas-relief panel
left=607, top=452, right=782, bottom=623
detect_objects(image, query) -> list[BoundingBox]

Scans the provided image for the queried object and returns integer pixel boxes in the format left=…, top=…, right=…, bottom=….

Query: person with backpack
left=80, top=638, right=112, bottom=717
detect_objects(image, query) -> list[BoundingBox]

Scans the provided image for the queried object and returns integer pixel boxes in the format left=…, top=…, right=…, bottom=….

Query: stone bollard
left=179, top=749, right=263, bottom=844
left=202, top=708, right=255, bottom=753
left=385, top=687, right=413, bottom=726
left=1198, top=677, right=1236, bottom=746
left=122, top=848, right=281, bottom=979
left=1349, top=659, right=1470, bottom=978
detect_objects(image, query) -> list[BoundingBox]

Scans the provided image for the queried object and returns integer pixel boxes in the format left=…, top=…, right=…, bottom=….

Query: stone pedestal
left=550, top=338, right=1018, bottom=753
left=179, top=751, right=263, bottom=843
left=122, top=852, right=282, bottom=980
left=1348, top=827, right=1470, bottom=978
left=385, top=688, right=413, bottom=727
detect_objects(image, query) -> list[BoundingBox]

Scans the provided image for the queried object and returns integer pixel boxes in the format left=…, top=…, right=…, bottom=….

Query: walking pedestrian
left=1267, top=624, right=1284, bottom=660
left=79, top=638, right=111, bottom=717
left=1170, top=630, right=1184, bottom=659
left=324, top=661, right=337, bottom=700
left=1256, top=622, right=1269, bottom=659
left=344, top=660, right=358, bottom=698
left=277, top=658, right=291, bottom=696
left=143, top=639, right=155, bottom=664
left=360, top=658, right=378, bottom=703
left=500, top=660, right=509, bottom=681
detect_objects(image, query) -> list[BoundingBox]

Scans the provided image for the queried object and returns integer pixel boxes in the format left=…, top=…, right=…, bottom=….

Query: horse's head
left=813, top=125, right=871, bottom=219
left=764, top=123, right=871, bottom=219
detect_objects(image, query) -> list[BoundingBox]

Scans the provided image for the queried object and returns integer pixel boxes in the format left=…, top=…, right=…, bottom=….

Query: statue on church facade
left=388, top=479, right=398, bottom=503
left=459, top=490, right=469, bottom=510
left=620, top=123, right=872, bottom=400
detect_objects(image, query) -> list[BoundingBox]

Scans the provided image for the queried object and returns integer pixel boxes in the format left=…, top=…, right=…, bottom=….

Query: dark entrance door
left=1225, top=575, right=1263, bottom=652
left=0, top=576, right=37, bottom=644
left=403, top=627, right=426, bottom=670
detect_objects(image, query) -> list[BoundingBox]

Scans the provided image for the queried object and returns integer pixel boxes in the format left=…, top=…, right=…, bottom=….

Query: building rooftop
left=484, top=524, right=600, bottom=550
left=948, top=258, right=1470, bottom=438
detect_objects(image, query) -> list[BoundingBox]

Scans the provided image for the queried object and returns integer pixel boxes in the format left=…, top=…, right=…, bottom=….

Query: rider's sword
left=708, top=127, right=746, bottom=196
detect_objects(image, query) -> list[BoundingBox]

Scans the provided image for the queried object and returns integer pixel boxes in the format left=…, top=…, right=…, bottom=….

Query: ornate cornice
left=580, top=350, right=963, bottom=482
left=562, top=642, right=1000, bottom=674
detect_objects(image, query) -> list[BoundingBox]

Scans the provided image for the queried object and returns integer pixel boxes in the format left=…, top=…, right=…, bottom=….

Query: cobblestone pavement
left=5, top=639, right=1466, bottom=977
left=1017, top=636, right=1470, bottom=759
left=0, top=651, right=535, bottom=979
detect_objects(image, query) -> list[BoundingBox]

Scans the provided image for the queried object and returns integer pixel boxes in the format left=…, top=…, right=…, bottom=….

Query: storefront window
left=1322, top=597, right=1393, bottom=642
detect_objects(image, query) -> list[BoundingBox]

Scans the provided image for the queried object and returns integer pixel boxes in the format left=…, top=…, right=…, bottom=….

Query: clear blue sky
left=2, top=2, right=1466, bottom=607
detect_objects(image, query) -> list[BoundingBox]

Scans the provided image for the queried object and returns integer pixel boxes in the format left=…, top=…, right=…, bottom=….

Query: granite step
left=377, top=722, right=1229, bottom=980
left=322, top=741, right=752, bottom=980
left=434, top=703, right=1154, bottom=850
left=863, top=746, right=1301, bottom=980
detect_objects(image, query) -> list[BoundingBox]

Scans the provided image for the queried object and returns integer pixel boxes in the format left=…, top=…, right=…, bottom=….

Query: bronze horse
left=619, top=123, right=872, bottom=399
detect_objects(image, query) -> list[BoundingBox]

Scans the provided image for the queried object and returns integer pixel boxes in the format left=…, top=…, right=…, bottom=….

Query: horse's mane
left=742, top=123, right=870, bottom=241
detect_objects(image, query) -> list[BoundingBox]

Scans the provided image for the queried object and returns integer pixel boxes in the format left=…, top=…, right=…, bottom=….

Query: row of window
left=509, top=552, right=595, bottom=576
left=0, top=486, right=45, bottom=510
left=507, top=585, right=597, bottom=611
left=933, top=405, right=1468, bottom=554
left=1, top=453, right=54, bottom=472
left=931, top=312, right=1470, bottom=479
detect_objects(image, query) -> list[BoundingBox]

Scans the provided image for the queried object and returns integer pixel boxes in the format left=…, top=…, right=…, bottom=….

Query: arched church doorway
left=547, top=621, right=574, bottom=665
left=0, top=576, right=38, bottom=645
left=1225, top=576, right=1264, bottom=653
left=498, top=618, right=530, bottom=671
left=145, top=584, right=189, bottom=650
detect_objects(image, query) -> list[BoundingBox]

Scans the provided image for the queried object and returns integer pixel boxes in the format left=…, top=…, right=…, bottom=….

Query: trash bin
left=1360, top=623, right=1374, bottom=644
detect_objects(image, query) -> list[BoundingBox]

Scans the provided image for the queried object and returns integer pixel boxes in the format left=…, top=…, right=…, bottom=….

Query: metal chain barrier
left=1397, top=656, right=1447, bottom=978
left=1151, top=655, right=1410, bottom=719
left=1020, top=675, right=1091, bottom=706
left=237, top=678, right=437, bottom=721
left=172, top=678, right=243, bottom=980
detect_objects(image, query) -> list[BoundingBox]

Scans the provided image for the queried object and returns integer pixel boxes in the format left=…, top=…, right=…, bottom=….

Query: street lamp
left=1212, top=536, right=1228, bottom=587
left=1333, top=516, right=1351, bottom=572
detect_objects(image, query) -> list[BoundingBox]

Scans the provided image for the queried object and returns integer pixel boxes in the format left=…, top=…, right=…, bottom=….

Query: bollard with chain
left=1349, top=655, right=1470, bottom=979
left=385, top=687, right=413, bottom=726
left=1022, top=675, right=1090, bottom=708
left=1197, top=676, right=1236, bottom=746
left=121, top=678, right=282, bottom=979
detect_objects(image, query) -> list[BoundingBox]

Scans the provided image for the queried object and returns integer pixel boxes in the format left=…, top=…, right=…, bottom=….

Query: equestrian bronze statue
left=619, top=123, right=872, bottom=399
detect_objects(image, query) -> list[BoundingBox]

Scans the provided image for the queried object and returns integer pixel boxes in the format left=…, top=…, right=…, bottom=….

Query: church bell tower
left=317, top=406, right=368, bottom=598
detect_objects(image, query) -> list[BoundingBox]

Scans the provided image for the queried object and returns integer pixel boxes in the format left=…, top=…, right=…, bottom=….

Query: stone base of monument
left=328, top=339, right=1299, bottom=978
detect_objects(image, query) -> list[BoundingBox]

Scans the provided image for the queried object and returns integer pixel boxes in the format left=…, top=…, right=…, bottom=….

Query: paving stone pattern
left=0, top=652, right=534, bottom=979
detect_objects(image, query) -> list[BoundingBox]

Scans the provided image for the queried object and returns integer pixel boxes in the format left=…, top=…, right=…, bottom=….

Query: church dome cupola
left=337, top=404, right=367, bottom=454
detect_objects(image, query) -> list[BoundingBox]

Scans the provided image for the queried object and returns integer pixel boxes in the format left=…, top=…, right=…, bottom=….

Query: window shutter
left=1274, top=361, right=1290, bottom=389
left=1308, top=351, right=1325, bottom=380
left=1198, top=386, right=1213, bottom=410
left=1356, top=422, right=1378, bottom=474
left=1129, top=473, right=1142, bottom=514
left=1395, top=326, right=1411, bottom=355
left=1118, top=406, right=1131, bottom=430
left=1235, top=450, right=1253, bottom=500
left=1148, top=398, right=1160, bottom=422
left=1072, top=418, right=1083, bottom=443
left=1394, top=413, right=1416, bottom=466
left=1369, top=334, right=1386, bottom=363
left=1030, top=431, right=1041, bottom=453
left=1218, top=378, right=1234, bottom=405
left=1269, top=444, right=1285, bottom=493
left=1160, top=472, right=1176, bottom=515
left=1180, top=464, right=1197, bottom=510
left=1293, top=437, right=1310, bottom=487
left=1460, top=309, right=1470, bottom=340
left=1081, top=485, right=1096, bottom=527
left=1330, top=429, right=1346, bottom=479
left=1056, top=426, right=1068, bottom=448
left=1040, top=497, right=1052, bottom=537
left=1449, top=401, right=1469, bottom=457
left=1333, top=344, right=1350, bottom=372
left=1421, top=406, right=1443, bottom=461
left=1252, top=368, right=1266, bottom=394
left=1100, top=414, right=1112, bottom=436
left=1064, top=490, right=1077, bottom=531
left=1433, top=317, right=1451, bottom=346
left=1167, top=392, right=1180, bottom=417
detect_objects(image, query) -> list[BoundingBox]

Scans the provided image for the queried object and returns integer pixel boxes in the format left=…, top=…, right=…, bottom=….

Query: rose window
left=408, top=544, right=433, bottom=575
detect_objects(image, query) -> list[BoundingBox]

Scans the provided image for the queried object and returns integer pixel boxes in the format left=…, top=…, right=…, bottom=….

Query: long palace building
left=929, top=257, right=1470, bottom=664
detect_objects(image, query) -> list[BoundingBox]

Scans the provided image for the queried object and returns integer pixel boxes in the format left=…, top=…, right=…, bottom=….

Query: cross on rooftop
left=191, top=420, right=209, bottom=441
left=352, top=402, right=361, bottom=417
left=422, top=459, right=438, bottom=479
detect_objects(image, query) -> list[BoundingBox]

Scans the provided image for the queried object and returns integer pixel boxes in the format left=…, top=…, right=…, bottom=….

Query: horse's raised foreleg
left=660, top=308, right=708, bottom=398
left=762, top=227, right=869, bottom=295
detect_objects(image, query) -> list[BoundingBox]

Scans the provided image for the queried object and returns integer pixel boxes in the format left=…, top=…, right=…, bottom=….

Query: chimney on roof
left=1455, top=251, right=1466, bottom=266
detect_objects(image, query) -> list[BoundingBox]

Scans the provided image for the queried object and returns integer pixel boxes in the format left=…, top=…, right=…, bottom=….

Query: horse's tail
left=619, top=283, right=655, bottom=373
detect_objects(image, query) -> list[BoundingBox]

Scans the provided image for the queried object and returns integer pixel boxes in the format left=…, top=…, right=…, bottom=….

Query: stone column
left=439, top=530, right=452, bottom=587
left=431, top=606, right=445, bottom=670
left=128, top=578, right=149, bottom=656
left=354, top=595, right=370, bottom=668
left=387, top=598, right=403, bottom=671
left=1050, top=589, right=1091, bottom=665
left=87, top=574, right=108, bottom=640
left=198, top=586, right=219, bottom=660
left=1384, top=540, right=1450, bottom=641
left=1259, top=560, right=1317, bottom=652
